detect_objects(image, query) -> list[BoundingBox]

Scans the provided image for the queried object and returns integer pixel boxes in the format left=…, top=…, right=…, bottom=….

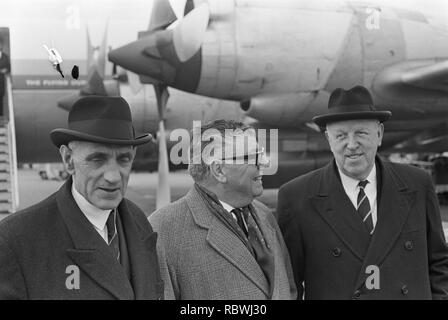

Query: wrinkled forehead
left=69, top=141, right=134, bottom=156
left=326, top=119, right=380, bottom=132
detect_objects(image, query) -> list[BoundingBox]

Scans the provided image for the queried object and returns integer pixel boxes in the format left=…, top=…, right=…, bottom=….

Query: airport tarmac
left=1, top=168, right=447, bottom=238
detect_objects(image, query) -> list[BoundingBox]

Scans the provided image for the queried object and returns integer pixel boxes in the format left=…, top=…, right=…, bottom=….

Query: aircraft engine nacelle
left=240, top=93, right=317, bottom=127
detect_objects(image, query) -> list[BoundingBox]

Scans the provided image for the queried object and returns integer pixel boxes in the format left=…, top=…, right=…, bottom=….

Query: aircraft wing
left=389, top=122, right=448, bottom=153
left=375, top=59, right=448, bottom=95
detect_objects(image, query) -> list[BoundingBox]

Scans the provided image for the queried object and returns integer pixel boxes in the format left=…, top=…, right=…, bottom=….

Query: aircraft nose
left=108, top=32, right=201, bottom=93
left=108, top=3, right=209, bottom=93
left=108, top=32, right=176, bottom=83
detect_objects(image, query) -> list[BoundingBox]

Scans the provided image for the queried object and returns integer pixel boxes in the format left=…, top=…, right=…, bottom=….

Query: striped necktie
left=357, top=180, right=374, bottom=235
left=106, top=209, right=120, bottom=260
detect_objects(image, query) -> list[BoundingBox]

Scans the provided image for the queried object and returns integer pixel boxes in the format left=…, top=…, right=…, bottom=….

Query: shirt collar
left=71, top=182, right=112, bottom=231
left=338, top=164, right=377, bottom=192
left=219, top=200, right=235, bottom=213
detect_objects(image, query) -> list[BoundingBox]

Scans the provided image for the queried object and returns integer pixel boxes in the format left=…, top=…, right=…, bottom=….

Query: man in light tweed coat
left=149, top=120, right=296, bottom=300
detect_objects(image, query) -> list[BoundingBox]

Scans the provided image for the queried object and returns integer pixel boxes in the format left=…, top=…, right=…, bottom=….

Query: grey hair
left=188, top=119, right=251, bottom=182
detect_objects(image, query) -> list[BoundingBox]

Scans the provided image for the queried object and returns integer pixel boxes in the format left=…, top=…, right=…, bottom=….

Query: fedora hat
left=50, top=96, right=152, bottom=147
left=312, top=86, right=391, bottom=128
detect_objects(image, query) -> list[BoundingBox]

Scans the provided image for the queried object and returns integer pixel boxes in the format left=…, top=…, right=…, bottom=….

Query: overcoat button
left=353, top=290, right=361, bottom=299
left=404, top=241, right=413, bottom=250
left=332, top=248, right=342, bottom=257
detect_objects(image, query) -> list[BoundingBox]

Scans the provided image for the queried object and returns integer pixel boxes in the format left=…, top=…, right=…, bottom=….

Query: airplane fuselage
left=110, top=0, right=448, bottom=130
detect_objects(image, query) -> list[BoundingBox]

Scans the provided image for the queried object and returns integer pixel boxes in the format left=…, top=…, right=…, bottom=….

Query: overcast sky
left=1, top=0, right=447, bottom=59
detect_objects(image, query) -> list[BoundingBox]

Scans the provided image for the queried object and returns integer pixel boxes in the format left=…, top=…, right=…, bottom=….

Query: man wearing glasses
left=149, top=120, right=297, bottom=299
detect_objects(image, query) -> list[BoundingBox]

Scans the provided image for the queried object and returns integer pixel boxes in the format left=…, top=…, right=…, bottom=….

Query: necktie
left=106, top=209, right=120, bottom=260
left=231, top=208, right=249, bottom=236
left=234, top=206, right=275, bottom=298
left=357, top=180, right=374, bottom=235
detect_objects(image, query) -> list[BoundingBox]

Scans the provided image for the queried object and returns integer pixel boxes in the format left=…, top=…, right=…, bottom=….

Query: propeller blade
left=149, top=0, right=178, bottom=31
left=154, top=84, right=171, bottom=208
left=184, top=0, right=195, bottom=16
left=155, top=83, right=170, bottom=118
left=156, top=120, right=171, bottom=209
left=87, top=23, right=108, bottom=78
left=173, top=3, right=209, bottom=62
left=86, top=27, right=94, bottom=70
left=127, top=71, right=143, bottom=94
left=169, top=0, right=187, bottom=20
left=98, top=21, right=108, bottom=78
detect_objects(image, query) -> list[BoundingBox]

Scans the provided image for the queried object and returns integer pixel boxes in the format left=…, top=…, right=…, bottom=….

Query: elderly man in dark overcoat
left=277, top=86, right=448, bottom=299
left=0, top=96, right=163, bottom=299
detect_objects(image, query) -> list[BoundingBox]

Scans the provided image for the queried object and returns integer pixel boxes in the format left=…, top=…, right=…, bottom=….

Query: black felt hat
left=312, top=86, right=391, bottom=127
left=50, top=96, right=152, bottom=147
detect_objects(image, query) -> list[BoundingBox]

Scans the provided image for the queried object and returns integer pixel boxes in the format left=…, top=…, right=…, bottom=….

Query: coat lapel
left=186, top=188, right=270, bottom=297
left=251, top=203, right=276, bottom=253
left=118, top=200, right=159, bottom=300
left=311, top=161, right=371, bottom=261
left=57, top=179, right=134, bottom=300
left=354, top=159, right=416, bottom=289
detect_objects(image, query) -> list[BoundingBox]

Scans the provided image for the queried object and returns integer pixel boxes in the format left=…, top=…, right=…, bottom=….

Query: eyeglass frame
left=219, top=147, right=268, bottom=167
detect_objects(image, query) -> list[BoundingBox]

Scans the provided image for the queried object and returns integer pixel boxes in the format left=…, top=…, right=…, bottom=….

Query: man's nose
left=258, top=154, right=271, bottom=170
left=103, top=164, right=121, bottom=183
left=346, top=134, right=359, bottom=149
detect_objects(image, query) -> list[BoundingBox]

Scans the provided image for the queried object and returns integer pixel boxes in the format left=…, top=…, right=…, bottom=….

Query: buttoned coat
left=0, top=179, right=163, bottom=300
left=277, top=158, right=448, bottom=299
left=149, top=186, right=297, bottom=300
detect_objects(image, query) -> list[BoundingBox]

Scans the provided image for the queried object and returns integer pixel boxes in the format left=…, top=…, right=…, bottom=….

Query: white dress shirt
left=219, top=200, right=237, bottom=220
left=71, top=183, right=113, bottom=243
left=219, top=200, right=250, bottom=233
left=338, top=165, right=378, bottom=227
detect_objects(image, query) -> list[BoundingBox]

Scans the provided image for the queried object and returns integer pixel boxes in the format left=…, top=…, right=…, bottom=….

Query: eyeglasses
left=221, top=147, right=268, bottom=167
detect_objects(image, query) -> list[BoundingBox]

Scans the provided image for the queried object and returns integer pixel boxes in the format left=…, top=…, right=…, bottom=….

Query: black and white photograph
left=0, top=0, right=448, bottom=306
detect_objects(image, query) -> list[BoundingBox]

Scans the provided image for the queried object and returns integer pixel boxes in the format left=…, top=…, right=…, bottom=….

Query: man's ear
left=209, top=161, right=227, bottom=183
left=378, top=123, right=384, bottom=146
left=59, top=145, right=75, bottom=174
left=324, top=128, right=331, bottom=142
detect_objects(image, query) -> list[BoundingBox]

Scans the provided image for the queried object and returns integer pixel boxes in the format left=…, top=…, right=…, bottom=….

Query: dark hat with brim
left=312, top=86, right=391, bottom=128
left=50, top=95, right=152, bottom=148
